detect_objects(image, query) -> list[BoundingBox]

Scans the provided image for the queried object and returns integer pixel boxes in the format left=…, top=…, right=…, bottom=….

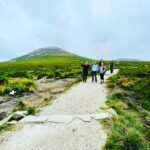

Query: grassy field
left=104, top=61, right=150, bottom=150
left=0, top=56, right=91, bottom=95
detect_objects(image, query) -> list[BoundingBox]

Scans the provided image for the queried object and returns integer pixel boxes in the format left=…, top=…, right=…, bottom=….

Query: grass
left=104, top=61, right=150, bottom=150
left=44, top=96, right=55, bottom=106
left=1, top=78, right=35, bottom=95
left=0, top=123, right=13, bottom=134
left=0, top=59, right=85, bottom=96
left=15, top=100, right=40, bottom=115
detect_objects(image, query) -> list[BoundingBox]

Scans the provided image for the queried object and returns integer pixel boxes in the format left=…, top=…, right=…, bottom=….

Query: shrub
left=7, top=71, right=28, bottom=78
left=3, top=78, right=35, bottom=95
left=0, top=76, right=8, bottom=85
left=127, top=100, right=138, bottom=111
left=105, top=130, right=124, bottom=150
left=27, top=107, right=37, bottom=115
left=47, top=72, right=54, bottom=78
left=37, top=73, right=48, bottom=79
left=111, top=88, right=126, bottom=99
left=0, top=85, right=5, bottom=94
left=0, top=123, right=12, bottom=133
left=123, top=128, right=144, bottom=150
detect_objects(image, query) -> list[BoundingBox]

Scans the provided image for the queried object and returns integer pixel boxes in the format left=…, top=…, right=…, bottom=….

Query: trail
left=0, top=70, right=118, bottom=150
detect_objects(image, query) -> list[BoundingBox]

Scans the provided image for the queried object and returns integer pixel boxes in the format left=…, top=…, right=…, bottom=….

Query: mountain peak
left=12, top=47, right=82, bottom=61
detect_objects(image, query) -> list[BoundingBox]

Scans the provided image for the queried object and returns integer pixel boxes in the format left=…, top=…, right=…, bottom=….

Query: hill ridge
left=12, top=46, right=83, bottom=61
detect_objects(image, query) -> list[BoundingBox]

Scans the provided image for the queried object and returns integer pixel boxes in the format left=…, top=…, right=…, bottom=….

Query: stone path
left=19, top=112, right=110, bottom=124
left=0, top=70, right=118, bottom=150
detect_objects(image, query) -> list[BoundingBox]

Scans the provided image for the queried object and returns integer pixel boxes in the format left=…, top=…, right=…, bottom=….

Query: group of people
left=81, top=60, right=114, bottom=83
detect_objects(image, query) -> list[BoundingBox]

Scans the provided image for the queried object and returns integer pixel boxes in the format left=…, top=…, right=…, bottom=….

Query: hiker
left=99, top=62, right=106, bottom=83
left=110, top=60, right=114, bottom=73
left=99, top=59, right=103, bottom=67
left=91, top=61, right=98, bottom=82
left=81, top=61, right=90, bottom=82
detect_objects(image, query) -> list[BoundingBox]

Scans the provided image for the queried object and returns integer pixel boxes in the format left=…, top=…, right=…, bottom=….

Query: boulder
left=107, top=108, right=119, bottom=118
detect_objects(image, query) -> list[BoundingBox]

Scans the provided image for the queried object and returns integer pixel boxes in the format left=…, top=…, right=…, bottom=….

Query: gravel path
left=0, top=70, right=118, bottom=150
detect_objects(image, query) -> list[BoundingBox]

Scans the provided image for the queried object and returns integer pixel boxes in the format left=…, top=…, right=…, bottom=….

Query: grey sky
left=0, top=0, right=150, bottom=61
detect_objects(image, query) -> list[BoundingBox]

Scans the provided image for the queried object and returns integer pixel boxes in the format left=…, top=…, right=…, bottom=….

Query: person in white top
left=91, top=61, right=98, bottom=82
left=99, top=62, right=106, bottom=83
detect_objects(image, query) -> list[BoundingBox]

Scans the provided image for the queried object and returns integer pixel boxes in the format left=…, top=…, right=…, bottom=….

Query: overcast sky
left=0, top=0, right=150, bottom=61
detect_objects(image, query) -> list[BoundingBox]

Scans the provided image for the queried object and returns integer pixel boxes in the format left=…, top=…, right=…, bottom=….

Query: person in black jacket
left=110, top=60, right=114, bottom=73
left=81, top=61, right=90, bottom=82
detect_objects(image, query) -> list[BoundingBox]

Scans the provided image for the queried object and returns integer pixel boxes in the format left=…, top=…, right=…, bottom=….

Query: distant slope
left=116, top=58, right=142, bottom=61
left=12, top=47, right=84, bottom=61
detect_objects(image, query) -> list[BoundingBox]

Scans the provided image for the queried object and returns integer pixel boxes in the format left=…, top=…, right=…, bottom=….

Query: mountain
left=12, top=47, right=83, bottom=61
left=116, top=58, right=142, bottom=61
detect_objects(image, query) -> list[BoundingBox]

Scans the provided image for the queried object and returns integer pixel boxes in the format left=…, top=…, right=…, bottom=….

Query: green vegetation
left=27, top=107, right=38, bottom=115
left=0, top=123, right=13, bottom=133
left=0, top=47, right=91, bottom=95
left=0, top=78, right=35, bottom=95
left=0, top=61, right=83, bottom=96
left=104, top=61, right=150, bottom=150
left=16, top=100, right=40, bottom=115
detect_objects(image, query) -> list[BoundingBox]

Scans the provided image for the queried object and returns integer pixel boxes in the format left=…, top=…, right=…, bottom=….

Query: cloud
left=0, top=0, right=149, bottom=61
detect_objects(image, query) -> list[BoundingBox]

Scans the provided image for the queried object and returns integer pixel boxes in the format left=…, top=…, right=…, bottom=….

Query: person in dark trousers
left=91, top=61, right=98, bottom=82
left=81, top=61, right=90, bottom=82
left=110, top=60, right=114, bottom=73
left=99, top=62, right=106, bottom=84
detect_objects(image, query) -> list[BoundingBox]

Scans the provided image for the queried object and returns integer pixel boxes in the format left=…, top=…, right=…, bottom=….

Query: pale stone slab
left=7, top=121, right=18, bottom=125
left=0, top=115, right=12, bottom=126
left=91, top=113, right=110, bottom=120
left=19, top=115, right=49, bottom=123
left=77, top=115, right=91, bottom=122
left=19, top=113, right=112, bottom=124
left=48, top=115, right=74, bottom=123
left=14, top=111, right=28, bottom=116
left=107, top=108, right=119, bottom=118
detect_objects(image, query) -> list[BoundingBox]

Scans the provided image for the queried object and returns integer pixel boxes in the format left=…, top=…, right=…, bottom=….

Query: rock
left=0, top=112, right=7, bottom=121
left=9, top=113, right=24, bottom=122
left=48, top=115, right=74, bottom=123
left=27, top=70, right=34, bottom=73
left=107, top=108, right=119, bottom=118
left=7, top=120, right=18, bottom=125
left=7, top=111, right=28, bottom=123
left=14, top=111, right=28, bottom=116
left=91, top=113, right=110, bottom=120
left=0, top=114, right=12, bottom=126
left=20, top=115, right=49, bottom=124
left=9, top=90, right=17, bottom=95
left=77, top=115, right=91, bottom=122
